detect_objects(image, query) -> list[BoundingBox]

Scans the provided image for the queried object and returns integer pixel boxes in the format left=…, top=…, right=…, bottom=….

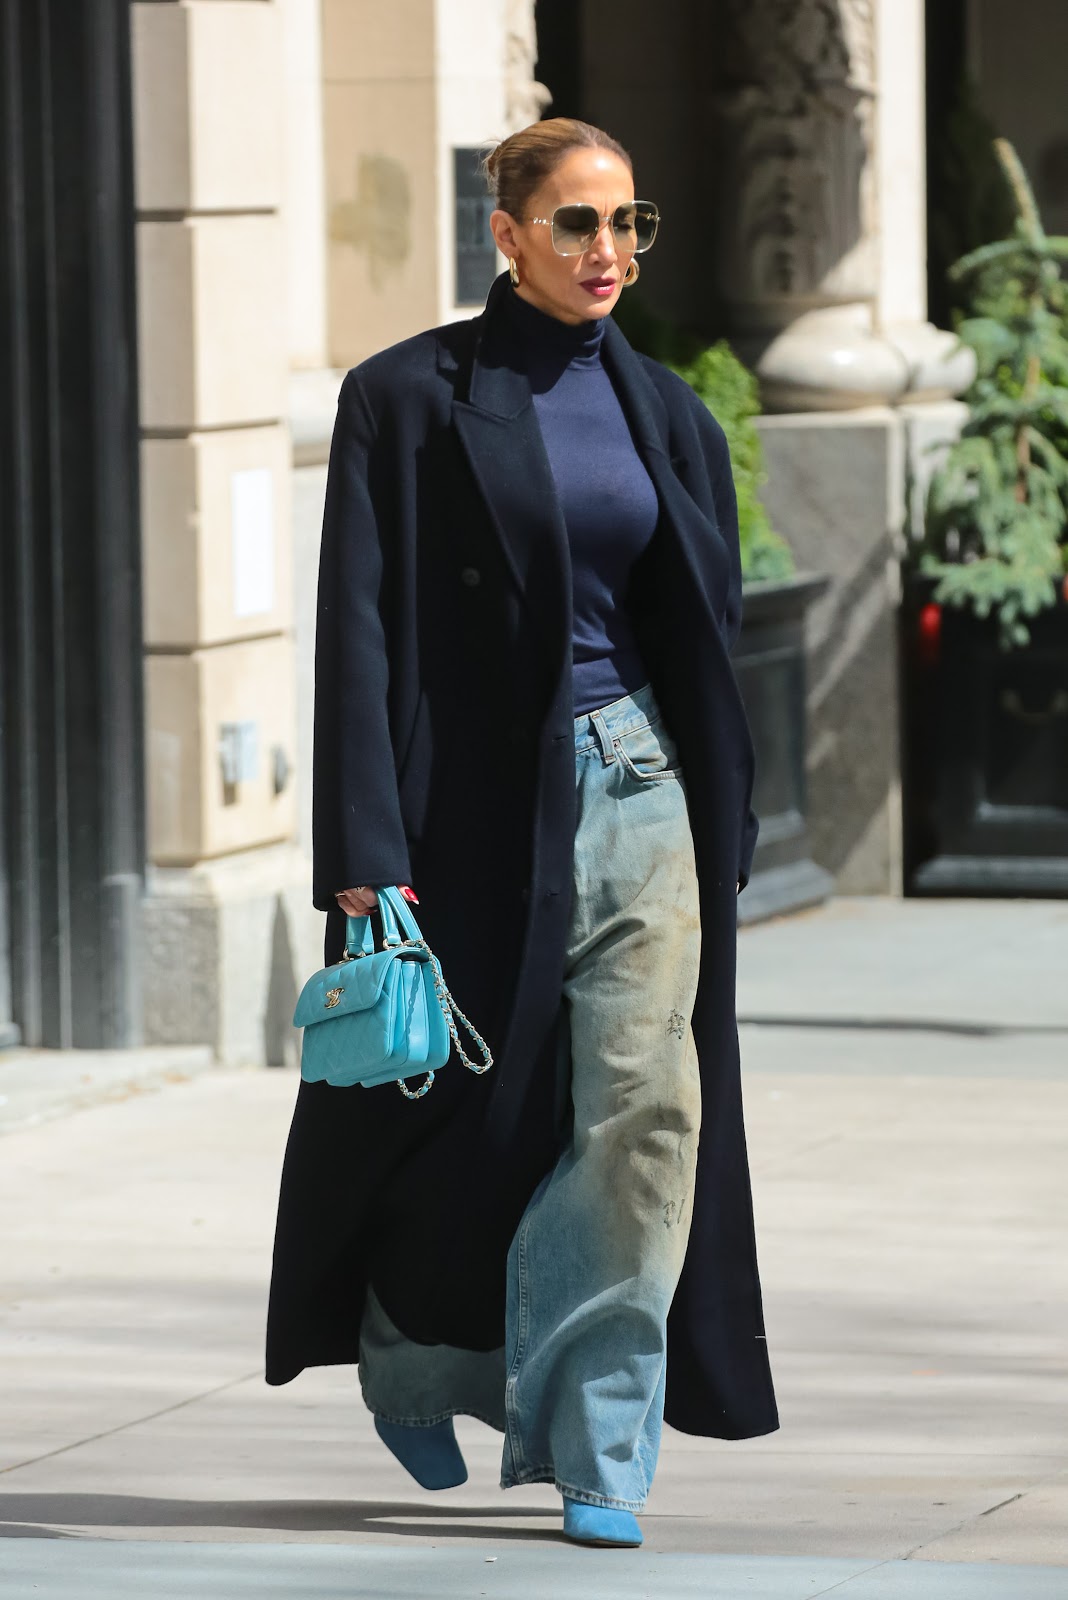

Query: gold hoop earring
left=509, top=257, right=520, bottom=287
left=622, top=258, right=640, bottom=287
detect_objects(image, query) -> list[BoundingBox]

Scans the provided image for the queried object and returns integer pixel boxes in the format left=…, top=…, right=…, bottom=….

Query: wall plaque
left=454, top=147, right=499, bottom=306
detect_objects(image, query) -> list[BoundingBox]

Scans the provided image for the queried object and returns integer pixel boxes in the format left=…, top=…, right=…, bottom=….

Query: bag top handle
left=378, top=888, right=404, bottom=947
left=377, top=885, right=423, bottom=942
left=343, top=886, right=424, bottom=958
left=343, top=911, right=374, bottom=958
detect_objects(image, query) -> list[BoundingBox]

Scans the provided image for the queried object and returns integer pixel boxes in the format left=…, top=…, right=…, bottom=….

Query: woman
left=266, top=117, right=778, bottom=1547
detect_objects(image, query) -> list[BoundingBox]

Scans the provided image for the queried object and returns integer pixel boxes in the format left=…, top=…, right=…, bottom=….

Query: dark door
left=0, top=0, right=144, bottom=1047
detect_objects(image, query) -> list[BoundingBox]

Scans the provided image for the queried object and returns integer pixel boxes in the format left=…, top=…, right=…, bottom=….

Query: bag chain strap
left=395, top=940, right=494, bottom=1101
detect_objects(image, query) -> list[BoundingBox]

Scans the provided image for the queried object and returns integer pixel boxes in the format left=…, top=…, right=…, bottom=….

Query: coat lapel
left=449, top=274, right=572, bottom=677
left=447, top=271, right=730, bottom=674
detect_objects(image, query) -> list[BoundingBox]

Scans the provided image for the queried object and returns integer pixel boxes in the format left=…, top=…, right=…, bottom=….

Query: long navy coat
left=266, top=269, right=779, bottom=1441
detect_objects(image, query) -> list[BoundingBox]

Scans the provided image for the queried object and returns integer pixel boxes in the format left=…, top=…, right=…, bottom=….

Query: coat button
left=460, top=566, right=481, bottom=587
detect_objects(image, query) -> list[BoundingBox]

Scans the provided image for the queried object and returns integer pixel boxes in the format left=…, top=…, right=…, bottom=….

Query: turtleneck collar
left=501, top=281, right=607, bottom=368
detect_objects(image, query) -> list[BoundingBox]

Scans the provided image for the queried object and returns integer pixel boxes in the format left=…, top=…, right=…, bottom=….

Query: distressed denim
left=358, top=681, right=703, bottom=1511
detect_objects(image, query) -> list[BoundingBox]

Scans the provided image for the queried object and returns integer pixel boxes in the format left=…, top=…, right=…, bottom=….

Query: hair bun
left=479, top=141, right=502, bottom=195
left=476, top=119, right=630, bottom=216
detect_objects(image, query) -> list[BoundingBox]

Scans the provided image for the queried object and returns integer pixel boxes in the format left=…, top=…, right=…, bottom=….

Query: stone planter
left=901, top=577, right=1068, bottom=895
left=735, top=574, right=834, bottom=924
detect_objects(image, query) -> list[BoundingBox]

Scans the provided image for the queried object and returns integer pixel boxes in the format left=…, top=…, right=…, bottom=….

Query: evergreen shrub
left=918, top=139, right=1068, bottom=648
left=613, top=296, right=795, bottom=585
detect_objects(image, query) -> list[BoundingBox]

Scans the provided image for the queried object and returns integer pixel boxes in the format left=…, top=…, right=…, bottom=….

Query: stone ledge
left=142, top=842, right=322, bottom=1065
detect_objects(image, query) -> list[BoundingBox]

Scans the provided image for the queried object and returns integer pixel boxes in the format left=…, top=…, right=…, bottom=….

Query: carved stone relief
left=504, top=0, right=552, bottom=134
left=715, top=0, right=876, bottom=326
left=711, top=0, right=972, bottom=409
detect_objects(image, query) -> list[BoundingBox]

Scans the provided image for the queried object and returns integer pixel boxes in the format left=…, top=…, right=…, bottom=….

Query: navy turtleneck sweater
left=499, top=283, right=659, bottom=717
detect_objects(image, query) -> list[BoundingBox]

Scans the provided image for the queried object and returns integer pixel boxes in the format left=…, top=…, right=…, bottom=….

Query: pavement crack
left=806, top=1558, right=895, bottom=1597
left=978, top=1491, right=1025, bottom=1518
left=900, top=1483, right=1038, bottom=1560
left=0, top=1369, right=262, bottom=1478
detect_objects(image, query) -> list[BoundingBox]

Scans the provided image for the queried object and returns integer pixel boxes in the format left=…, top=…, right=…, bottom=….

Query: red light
left=918, top=602, right=941, bottom=665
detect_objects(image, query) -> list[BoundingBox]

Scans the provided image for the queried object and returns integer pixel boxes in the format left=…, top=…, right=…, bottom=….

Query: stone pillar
left=321, top=0, right=546, bottom=367
left=277, top=0, right=334, bottom=892
left=321, top=0, right=436, bottom=361
left=132, top=1, right=316, bottom=1064
left=711, top=1, right=974, bottom=895
left=711, top=0, right=971, bottom=411
left=280, top=0, right=329, bottom=372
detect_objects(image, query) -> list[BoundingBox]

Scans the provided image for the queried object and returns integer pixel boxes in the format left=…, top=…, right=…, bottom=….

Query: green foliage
left=610, top=291, right=697, bottom=369
left=667, top=344, right=795, bottom=582
left=917, top=139, right=1068, bottom=648
left=612, top=294, right=795, bottom=584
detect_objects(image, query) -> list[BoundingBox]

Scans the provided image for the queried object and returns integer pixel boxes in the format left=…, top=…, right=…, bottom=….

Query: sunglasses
left=524, top=201, right=660, bottom=257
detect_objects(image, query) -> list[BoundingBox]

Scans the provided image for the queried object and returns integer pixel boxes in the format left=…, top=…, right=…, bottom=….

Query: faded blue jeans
left=358, top=682, right=703, bottom=1510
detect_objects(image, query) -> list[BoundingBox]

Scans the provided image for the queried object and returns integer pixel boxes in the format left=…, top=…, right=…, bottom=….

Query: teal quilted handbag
left=293, top=886, right=493, bottom=1100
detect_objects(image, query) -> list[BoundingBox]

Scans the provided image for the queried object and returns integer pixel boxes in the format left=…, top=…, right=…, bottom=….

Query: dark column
left=0, top=0, right=144, bottom=1048
left=532, top=0, right=584, bottom=122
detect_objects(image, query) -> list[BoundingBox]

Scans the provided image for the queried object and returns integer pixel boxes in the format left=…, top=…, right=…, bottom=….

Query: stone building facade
left=130, top=0, right=543, bottom=1062
left=3, top=1, right=1062, bottom=1059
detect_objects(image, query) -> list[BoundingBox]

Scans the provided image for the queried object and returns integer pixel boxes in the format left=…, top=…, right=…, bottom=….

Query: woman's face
left=490, top=147, right=639, bottom=326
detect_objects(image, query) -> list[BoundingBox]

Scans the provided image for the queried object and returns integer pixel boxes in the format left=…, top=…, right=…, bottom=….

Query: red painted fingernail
left=400, top=886, right=419, bottom=903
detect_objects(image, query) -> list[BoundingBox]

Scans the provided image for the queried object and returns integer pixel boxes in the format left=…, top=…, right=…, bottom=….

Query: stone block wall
left=132, top=0, right=316, bottom=1063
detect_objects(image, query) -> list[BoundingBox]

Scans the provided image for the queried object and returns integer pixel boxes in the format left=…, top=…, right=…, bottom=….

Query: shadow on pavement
left=0, top=1494, right=559, bottom=1543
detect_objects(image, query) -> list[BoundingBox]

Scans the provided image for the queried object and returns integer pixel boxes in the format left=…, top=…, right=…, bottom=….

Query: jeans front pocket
left=614, top=716, right=684, bottom=783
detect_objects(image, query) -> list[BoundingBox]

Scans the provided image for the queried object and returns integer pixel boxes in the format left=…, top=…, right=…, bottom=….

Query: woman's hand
left=335, top=885, right=418, bottom=917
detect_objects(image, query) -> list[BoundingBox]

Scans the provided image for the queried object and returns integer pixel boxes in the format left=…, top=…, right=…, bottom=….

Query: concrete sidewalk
left=0, top=1045, right=214, bottom=1136
left=1, top=898, right=1065, bottom=1597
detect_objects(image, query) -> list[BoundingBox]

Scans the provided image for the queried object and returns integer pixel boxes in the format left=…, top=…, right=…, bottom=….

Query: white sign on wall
left=231, top=468, right=275, bottom=619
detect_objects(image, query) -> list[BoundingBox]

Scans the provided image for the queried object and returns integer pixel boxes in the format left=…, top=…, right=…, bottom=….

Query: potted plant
left=902, top=139, right=1068, bottom=894
left=615, top=297, right=833, bottom=919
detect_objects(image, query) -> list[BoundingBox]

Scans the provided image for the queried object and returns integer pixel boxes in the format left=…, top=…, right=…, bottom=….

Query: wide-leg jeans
left=358, top=681, right=704, bottom=1510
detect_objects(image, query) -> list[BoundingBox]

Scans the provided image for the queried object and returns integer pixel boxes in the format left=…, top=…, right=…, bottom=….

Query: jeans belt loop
left=589, top=710, right=616, bottom=765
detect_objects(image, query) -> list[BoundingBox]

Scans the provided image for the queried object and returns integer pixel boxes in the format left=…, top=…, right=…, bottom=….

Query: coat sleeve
left=691, top=398, right=760, bottom=891
left=311, top=369, right=413, bottom=911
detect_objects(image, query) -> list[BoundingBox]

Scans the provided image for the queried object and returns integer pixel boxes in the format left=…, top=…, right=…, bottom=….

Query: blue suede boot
left=373, top=1416, right=468, bottom=1490
left=562, top=1493, right=643, bottom=1547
